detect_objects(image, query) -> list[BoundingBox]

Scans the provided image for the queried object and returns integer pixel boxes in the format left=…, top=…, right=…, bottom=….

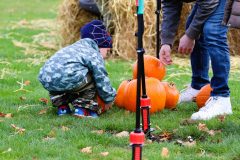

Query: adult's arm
left=186, top=0, right=219, bottom=39
left=161, top=0, right=183, bottom=46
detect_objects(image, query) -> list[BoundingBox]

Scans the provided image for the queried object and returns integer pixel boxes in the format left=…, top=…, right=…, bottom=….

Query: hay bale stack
left=228, top=28, right=240, bottom=55
left=58, top=0, right=240, bottom=58
left=108, top=0, right=157, bottom=58
left=58, top=0, right=98, bottom=46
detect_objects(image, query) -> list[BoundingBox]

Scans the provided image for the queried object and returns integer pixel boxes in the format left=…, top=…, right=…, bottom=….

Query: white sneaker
left=178, top=84, right=200, bottom=103
left=191, top=96, right=233, bottom=120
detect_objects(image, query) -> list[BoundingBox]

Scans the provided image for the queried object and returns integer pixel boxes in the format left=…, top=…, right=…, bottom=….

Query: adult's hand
left=159, top=44, right=172, bottom=65
left=178, top=34, right=195, bottom=54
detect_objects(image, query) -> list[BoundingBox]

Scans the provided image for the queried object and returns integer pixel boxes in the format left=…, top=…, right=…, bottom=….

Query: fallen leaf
left=0, top=112, right=12, bottom=118
left=19, top=19, right=28, bottom=25
left=115, top=131, right=129, bottom=137
left=0, top=112, right=6, bottom=117
left=11, top=124, right=25, bottom=134
left=91, top=130, right=104, bottom=134
left=24, top=80, right=31, bottom=86
left=19, top=96, right=27, bottom=101
left=39, top=98, right=48, bottom=105
left=198, top=123, right=209, bottom=132
left=218, top=115, right=226, bottom=122
left=100, top=152, right=109, bottom=156
left=61, top=126, right=70, bottom=131
left=81, top=147, right=92, bottom=154
left=32, top=156, right=38, bottom=160
left=5, top=113, right=13, bottom=118
left=38, top=108, right=48, bottom=115
left=207, top=129, right=222, bottom=136
left=161, top=147, right=169, bottom=158
left=207, top=130, right=216, bottom=136
left=158, top=131, right=172, bottom=141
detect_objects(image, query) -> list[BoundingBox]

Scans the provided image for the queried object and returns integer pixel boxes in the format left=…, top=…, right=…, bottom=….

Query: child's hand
left=104, top=103, right=113, bottom=111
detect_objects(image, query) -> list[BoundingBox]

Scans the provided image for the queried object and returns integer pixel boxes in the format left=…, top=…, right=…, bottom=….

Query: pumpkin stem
left=169, top=82, right=176, bottom=88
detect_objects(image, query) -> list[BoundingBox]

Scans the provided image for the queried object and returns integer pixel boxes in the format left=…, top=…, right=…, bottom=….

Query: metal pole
left=130, top=1, right=145, bottom=160
left=155, top=0, right=161, bottom=59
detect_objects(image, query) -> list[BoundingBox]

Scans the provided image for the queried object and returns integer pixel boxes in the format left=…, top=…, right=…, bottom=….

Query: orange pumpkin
left=196, top=84, right=213, bottom=109
left=123, top=77, right=166, bottom=114
left=115, top=80, right=129, bottom=108
left=161, top=82, right=179, bottom=109
left=133, top=55, right=166, bottom=81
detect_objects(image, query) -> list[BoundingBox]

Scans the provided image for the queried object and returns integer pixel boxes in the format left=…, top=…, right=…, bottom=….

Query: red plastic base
left=140, top=97, right=151, bottom=107
left=130, top=132, right=145, bottom=145
left=134, top=146, right=141, bottom=160
left=142, top=109, right=148, bottom=132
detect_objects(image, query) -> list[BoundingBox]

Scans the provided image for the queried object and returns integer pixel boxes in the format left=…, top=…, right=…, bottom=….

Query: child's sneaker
left=87, top=109, right=98, bottom=118
left=57, top=105, right=71, bottom=116
left=73, top=107, right=87, bottom=118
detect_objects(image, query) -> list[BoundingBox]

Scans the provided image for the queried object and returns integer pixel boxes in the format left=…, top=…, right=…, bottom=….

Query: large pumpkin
left=133, top=55, right=166, bottom=81
left=123, top=77, right=166, bottom=114
left=114, top=80, right=129, bottom=108
left=161, top=82, right=179, bottom=109
left=196, top=84, right=213, bottom=109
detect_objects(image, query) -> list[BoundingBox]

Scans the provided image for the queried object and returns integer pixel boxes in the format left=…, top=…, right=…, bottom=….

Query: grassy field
left=1, top=0, right=240, bottom=159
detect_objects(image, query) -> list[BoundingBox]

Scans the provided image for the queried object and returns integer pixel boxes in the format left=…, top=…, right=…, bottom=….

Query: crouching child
left=38, top=20, right=116, bottom=118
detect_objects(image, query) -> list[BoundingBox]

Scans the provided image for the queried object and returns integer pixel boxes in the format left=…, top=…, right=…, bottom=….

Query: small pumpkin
left=123, top=77, right=166, bottom=114
left=196, top=84, right=213, bottom=109
left=161, top=82, right=179, bottom=109
left=115, top=80, right=129, bottom=108
left=133, top=55, right=166, bottom=81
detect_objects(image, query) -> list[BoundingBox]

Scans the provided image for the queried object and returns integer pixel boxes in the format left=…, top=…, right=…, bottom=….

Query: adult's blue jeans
left=186, top=0, right=230, bottom=97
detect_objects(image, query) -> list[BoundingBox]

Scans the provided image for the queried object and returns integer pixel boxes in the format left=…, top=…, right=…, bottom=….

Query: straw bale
left=57, top=0, right=240, bottom=58
left=58, top=0, right=98, bottom=46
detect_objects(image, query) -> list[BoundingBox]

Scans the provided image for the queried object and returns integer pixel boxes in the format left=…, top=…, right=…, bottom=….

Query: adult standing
left=159, top=0, right=232, bottom=120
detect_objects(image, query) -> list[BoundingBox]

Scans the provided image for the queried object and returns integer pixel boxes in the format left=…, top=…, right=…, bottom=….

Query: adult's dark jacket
left=161, top=0, right=219, bottom=46
left=222, top=0, right=240, bottom=28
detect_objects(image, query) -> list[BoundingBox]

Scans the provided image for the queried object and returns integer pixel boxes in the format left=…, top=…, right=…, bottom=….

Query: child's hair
left=80, top=20, right=112, bottom=48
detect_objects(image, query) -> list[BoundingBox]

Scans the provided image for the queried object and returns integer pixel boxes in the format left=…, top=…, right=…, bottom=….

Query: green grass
left=1, top=0, right=240, bottom=159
